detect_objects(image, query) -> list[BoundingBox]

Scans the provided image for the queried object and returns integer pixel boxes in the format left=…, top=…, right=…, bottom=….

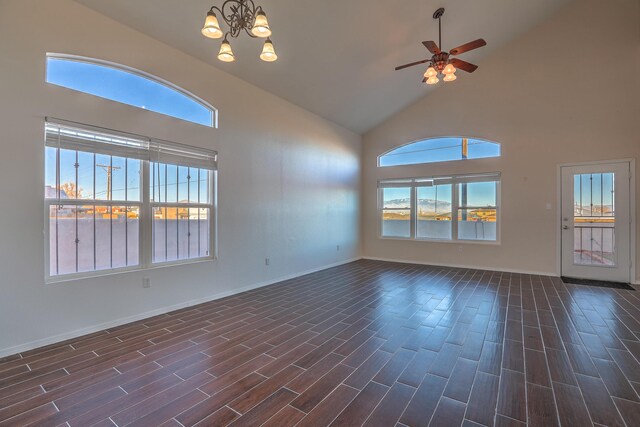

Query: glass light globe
left=443, top=63, right=456, bottom=75
left=251, top=11, right=272, bottom=37
left=423, top=67, right=438, bottom=78
left=260, top=38, right=278, bottom=62
left=218, top=39, right=235, bottom=62
left=201, top=11, right=223, bottom=39
left=443, top=73, right=457, bottom=82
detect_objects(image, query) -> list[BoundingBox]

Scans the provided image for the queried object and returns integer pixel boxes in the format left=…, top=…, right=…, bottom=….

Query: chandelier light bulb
left=426, top=76, right=439, bottom=85
left=217, top=37, right=235, bottom=62
left=201, top=10, right=223, bottom=39
left=251, top=10, right=272, bottom=37
left=260, top=38, right=278, bottom=62
left=443, top=63, right=456, bottom=75
left=443, top=73, right=457, bottom=82
left=424, top=66, right=438, bottom=78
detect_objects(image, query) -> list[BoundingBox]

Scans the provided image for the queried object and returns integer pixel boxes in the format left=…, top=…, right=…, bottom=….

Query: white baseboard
left=362, top=256, right=556, bottom=277
left=0, top=257, right=361, bottom=359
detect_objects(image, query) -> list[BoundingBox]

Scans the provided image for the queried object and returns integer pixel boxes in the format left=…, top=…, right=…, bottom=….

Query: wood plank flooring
left=1, top=259, right=640, bottom=426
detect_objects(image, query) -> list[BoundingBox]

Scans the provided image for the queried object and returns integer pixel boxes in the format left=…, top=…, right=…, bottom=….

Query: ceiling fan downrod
left=433, top=7, right=445, bottom=51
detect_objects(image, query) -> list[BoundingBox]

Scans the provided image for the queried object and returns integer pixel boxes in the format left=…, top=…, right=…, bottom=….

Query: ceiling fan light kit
left=201, top=0, right=277, bottom=63
left=395, top=8, right=486, bottom=85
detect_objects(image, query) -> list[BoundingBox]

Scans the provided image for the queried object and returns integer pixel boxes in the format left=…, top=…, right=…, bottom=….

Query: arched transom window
left=379, top=137, right=500, bottom=167
left=46, top=53, right=217, bottom=128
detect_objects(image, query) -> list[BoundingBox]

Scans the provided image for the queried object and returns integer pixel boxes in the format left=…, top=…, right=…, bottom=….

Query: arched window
left=379, top=137, right=500, bottom=167
left=46, top=54, right=217, bottom=128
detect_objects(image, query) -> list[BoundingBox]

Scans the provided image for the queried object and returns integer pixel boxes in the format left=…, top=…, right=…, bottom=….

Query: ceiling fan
left=395, top=8, right=486, bottom=84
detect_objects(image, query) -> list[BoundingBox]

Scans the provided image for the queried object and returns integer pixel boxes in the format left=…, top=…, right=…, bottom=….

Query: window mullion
left=198, top=169, right=201, bottom=257
left=164, top=164, right=169, bottom=261
left=452, top=183, right=459, bottom=241
left=140, top=160, right=152, bottom=268
left=93, top=153, right=96, bottom=271
left=187, top=167, right=190, bottom=259
left=176, top=166, right=179, bottom=260
left=411, top=186, right=417, bottom=239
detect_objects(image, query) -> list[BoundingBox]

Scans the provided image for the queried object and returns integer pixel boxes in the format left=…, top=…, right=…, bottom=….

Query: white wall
left=0, top=0, right=361, bottom=356
left=362, top=0, right=640, bottom=280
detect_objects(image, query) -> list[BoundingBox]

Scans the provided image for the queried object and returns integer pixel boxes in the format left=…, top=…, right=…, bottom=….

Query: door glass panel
left=573, top=173, right=615, bottom=266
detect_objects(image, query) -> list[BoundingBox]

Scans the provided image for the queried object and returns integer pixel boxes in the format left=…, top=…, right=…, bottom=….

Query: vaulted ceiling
left=75, top=0, right=570, bottom=134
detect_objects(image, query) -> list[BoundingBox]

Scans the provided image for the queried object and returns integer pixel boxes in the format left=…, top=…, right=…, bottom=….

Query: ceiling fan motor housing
left=433, top=53, right=449, bottom=72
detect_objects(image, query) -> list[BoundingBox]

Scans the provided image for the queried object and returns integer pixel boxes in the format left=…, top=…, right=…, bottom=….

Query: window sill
left=45, top=256, right=217, bottom=285
left=378, top=236, right=501, bottom=246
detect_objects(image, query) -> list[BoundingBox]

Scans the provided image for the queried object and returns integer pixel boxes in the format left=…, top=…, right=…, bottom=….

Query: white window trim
left=44, top=119, right=218, bottom=284
left=377, top=173, right=501, bottom=245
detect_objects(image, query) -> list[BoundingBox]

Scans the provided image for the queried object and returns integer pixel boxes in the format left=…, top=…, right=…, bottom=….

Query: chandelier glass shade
left=202, top=11, right=223, bottom=39
left=202, top=0, right=276, bottom=62
left=260, top=38, right=277, bottom=62
left=217, top=37, right=235, bottom=62
left=251, top=11, right=272, bottom=37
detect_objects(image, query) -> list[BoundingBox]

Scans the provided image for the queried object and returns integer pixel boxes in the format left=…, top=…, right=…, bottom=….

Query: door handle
left=562, top=225, right=570, bottom=230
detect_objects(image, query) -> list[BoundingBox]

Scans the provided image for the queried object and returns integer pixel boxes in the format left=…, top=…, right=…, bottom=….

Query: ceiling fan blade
left=449, top=38, right=487, bottom=56
left=422, top=41, right=441, bottom=54
left=395, top=59, right=429, bottom=71
left=450, top=58, right=478, bottom=73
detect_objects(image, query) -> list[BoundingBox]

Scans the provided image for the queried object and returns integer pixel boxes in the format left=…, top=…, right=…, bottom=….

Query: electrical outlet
left=142, top=277, right=151, bottom=288
left=458, top=246, right=463, bottom=253
left=265, top=258, right=270, bottom=266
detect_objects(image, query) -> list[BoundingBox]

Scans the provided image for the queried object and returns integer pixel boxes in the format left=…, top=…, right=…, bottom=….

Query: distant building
left=45, top=185, right=69, bottom=199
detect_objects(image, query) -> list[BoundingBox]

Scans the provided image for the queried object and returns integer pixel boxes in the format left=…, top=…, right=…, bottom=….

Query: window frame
left=44, top=120, right=218, bottom=284
left=378, top=174, right=501, bottom=245
left=46, top=53, right=218, bottom=129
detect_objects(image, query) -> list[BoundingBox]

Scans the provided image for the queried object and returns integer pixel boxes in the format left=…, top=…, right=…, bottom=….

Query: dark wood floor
left=1, top=260, right=640, bottom=426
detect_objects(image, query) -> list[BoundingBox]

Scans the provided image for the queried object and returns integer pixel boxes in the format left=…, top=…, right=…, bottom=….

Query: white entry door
left=561, top=162, right=631, bottom=283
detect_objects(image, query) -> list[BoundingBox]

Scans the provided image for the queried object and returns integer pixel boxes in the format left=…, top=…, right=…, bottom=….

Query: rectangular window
left=45, top=120, right=217, bottom=280
left=150, top=163, right=212, bottom=263
left=379, top=173, right=500, bottom=242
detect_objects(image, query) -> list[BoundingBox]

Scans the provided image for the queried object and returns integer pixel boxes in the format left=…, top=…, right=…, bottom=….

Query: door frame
left=556, top=158, right=636, bottom=283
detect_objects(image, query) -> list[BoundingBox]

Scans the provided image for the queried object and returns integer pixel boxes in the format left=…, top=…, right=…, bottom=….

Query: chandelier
left=201, top=0, right=277, bottom=63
